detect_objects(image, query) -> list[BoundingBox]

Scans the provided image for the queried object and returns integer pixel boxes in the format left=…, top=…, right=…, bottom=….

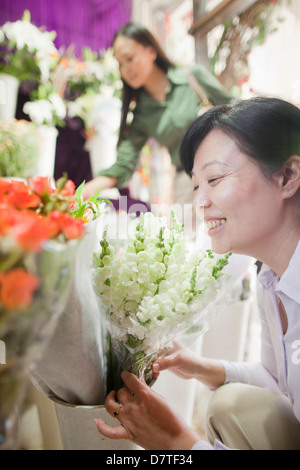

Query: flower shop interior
left=1, top=0, right=300, bottom=451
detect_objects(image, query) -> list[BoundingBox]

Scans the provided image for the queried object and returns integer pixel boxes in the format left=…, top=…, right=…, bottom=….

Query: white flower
left=92, top=211, right=232, bottom=382
left=1, top=18, right=58, bottom=82
left=48, top=93, right=66, bottom=120
left=23, top=93, right=66, bottom=126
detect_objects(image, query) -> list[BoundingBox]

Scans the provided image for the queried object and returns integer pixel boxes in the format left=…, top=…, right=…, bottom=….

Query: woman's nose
left=193, top=194, right=211, bottom=219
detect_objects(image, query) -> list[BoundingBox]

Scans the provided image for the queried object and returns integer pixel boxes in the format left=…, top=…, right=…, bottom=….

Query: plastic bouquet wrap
left=92, top=211, right=231, bottom=392
left=0, top=175, right=105, bottom=449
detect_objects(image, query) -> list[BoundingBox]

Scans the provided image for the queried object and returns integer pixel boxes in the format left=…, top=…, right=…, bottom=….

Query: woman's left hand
left=94, top=370, right=200, bottom=450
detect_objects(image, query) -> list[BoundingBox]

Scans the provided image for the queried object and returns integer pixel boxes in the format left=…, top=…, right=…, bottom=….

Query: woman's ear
left=278, top=155, right=300, bottom=198
left=147, top=45, right=157, bottom=62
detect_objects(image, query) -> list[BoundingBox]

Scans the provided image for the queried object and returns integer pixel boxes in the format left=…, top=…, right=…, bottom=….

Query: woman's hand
left=81, top=176, right=117, bottom=200
left=152, top=342, right=226, bottom=390
left=95, top=370, right=200, bottom=450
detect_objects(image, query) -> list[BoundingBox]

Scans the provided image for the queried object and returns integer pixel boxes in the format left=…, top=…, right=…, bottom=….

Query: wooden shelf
left=189, top=0, right=256, bottom=37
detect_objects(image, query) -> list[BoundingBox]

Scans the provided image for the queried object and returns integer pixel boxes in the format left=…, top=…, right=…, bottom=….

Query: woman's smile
left=206, top=218, right=226, bottom=234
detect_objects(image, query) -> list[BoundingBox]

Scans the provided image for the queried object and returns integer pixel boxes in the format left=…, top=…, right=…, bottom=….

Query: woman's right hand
left=81, top=176, right=117, bottom=200
left=95, top=370, right=200, bottom=450
left=152, top=341, right=226, bottom=390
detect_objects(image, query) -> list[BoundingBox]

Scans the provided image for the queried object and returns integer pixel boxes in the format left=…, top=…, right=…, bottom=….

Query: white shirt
left=192, top=241, right=300, bottom=450
left=222, top=240, right=300, bottom=421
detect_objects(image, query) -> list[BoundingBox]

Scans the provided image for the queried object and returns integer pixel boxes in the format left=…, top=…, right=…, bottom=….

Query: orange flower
left=0, top=207, right=16, bottom=236
left=47, top=210, right=85, bottom=239
left=0, top=268, right=40, bottom=309
left=60, top=179, right=76, bottom=197
left=60, top=57, right=70, bottom=68
left=0, top=179, right=41, bottom=209
left=75, top=61, right=88, bottom=74
left=28, top=176, right=55, bottom=197
left=50, top=51, right=59, bottom=60
left=11, top=211, right=52, bottom=251
left=0, top=179, right=11, bottom=199
left=62, top=214, right=85, bottom=239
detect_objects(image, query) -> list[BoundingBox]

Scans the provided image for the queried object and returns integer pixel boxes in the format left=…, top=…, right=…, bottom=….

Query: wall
left=247, top=0, right=300, bottom=104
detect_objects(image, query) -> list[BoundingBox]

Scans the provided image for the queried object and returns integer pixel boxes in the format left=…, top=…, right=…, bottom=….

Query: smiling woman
left=95, top=97, right=300, bottom=450
left=191, top=128, right=286, bottom=259
left=181, top=97, right=300, bottom=271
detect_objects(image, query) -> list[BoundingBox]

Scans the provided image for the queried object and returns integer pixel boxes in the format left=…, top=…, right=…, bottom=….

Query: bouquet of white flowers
left=0, top=10, right=58, bottom=84
left=92, top=212, right=231, bottom=392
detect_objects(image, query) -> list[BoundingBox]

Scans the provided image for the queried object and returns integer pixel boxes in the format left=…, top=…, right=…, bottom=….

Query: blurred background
left=1, top=0, right=299, bottom=189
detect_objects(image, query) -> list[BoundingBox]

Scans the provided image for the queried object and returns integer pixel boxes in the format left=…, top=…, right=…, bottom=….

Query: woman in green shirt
left=82, top=22, right=233, bottom=226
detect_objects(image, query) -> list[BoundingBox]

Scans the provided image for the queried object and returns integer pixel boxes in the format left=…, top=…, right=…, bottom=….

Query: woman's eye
left=193, top=185, right=199, bottom=192
left=208, top=177, right=222, bottom=184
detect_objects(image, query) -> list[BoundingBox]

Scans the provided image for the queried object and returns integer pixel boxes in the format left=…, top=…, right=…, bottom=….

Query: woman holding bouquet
left=82, top=22, right=232, bottom=234
left=95, top=97, right=300, bottom=450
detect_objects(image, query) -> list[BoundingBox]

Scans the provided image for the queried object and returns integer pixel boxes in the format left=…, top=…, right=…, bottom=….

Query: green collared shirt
left=98, top=65, right=233, bottom=186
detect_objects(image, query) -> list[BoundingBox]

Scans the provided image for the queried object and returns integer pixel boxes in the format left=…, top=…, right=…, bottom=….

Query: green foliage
left=0, top=119, right=39, bottom=178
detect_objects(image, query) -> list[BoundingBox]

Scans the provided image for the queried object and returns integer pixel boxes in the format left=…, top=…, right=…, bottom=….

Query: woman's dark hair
left=180, top=97, right=300, bottom=178
left=113, top=22, right=175, bottom=144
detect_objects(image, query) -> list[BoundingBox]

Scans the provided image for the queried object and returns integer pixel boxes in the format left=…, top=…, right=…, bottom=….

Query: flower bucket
left=85, top=131, right=118, bottom=178
left=0, top=73, right=19, bottom=120
left=49, top=394, right=142, bottom=450
left=35, top=126, right=58, bottom=178
left=84, top=99, right=120, bottom=178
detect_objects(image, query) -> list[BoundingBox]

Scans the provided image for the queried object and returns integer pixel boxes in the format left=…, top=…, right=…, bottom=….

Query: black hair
left=113, top=22, right=175, bottom=144
left=180, top=97, right=300, bottom=179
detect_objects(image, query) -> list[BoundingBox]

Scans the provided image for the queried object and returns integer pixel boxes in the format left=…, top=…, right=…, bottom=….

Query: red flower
left=0, top=268, right=40, bottom=309
left=28, top=176, right=55, bottom=197
left=61, top=213, right=85, bottom=239
left=8, top=182, right=41, bottom=210
left=0, top=179, right=11, bottom=199
left=11, top=211, right=52, bottom=251
left=0, top=179, right=41, bottom=210
left=61, top=179, right=76, bottom=197
left=0, top=206, right=16, bottom=236
left=47, top=210, right=85, bottom=239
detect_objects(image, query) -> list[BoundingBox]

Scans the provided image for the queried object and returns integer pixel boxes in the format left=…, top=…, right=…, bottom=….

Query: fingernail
left=152, top=363, right=159, bottom=372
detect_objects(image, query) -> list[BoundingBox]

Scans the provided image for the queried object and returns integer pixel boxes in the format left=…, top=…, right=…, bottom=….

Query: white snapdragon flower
left=92, top=211, right=231, bottom=384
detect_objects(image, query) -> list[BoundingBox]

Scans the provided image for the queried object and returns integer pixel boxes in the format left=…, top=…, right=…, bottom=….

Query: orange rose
left=11, top=211, right=51, bottom=251
left=28, top=176, right=55, bottom=197
left=0, top=268, right=40, bottom=309
left=0, top=207, right=16, bottom=236
left=0, top=178, right=11, bottom=200
left=47, top=210, right=85, bottom=239
left=60, top=179, right=76, bottom=197
left=61, top=213, right=85, bottom=239
left=0, top=179, right=41, bottom=210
